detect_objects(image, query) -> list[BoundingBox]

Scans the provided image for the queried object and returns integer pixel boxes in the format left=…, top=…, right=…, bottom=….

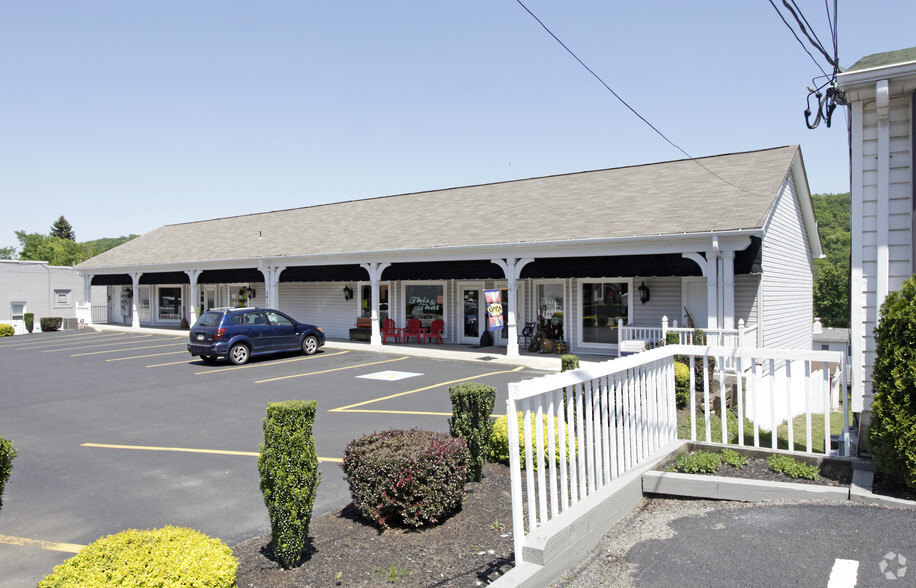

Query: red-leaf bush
left=341, top=428, right=467, bottom=529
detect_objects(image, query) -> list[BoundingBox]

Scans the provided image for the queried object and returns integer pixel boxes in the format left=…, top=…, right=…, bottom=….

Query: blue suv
left=187, top=307, right=325, bottom=365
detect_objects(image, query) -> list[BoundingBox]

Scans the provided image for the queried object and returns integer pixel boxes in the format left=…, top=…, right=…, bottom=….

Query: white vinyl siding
left=735, top=274, right=761, bottom=345
left=278, top=282, right=355, bottom=340
left=632, top=278, right=682, bottom=327
left=851, top=93, right=913, bottom=410
left=760, top=174, right=814, bottom=351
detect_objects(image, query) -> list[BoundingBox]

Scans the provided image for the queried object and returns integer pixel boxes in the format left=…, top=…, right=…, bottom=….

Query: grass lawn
left=677, top=408, right=847, bottom=454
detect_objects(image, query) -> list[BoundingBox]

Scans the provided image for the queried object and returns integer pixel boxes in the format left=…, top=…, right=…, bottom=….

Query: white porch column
left=129, top=272, right=142, bottom=328
left=721, top=249, right=735, bottom=330
left=491, top=257, right=534, bottom=357
left=258, top=264, right=286, bottom=309
left=185, top=269, right=202, bottom=326
left=81, top=274, right=93, bottom=306
left=875, top=79, right=891, bottom=307
left=360, top=262, right=391, bottom=346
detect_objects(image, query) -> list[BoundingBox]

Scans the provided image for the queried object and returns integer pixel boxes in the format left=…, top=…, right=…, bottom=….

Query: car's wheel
left=228, top=343, right=250, bottom=365
left=301, top=334, right=319, bottom=356
left=200, top=353, right=218, bottom=364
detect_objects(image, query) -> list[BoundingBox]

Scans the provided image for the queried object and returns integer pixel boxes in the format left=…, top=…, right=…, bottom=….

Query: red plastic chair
left=403, top=317, right=423, bottom=344
left=381, top=318, right=401, bottom=344
left=422, top=319, right=444, bottom=344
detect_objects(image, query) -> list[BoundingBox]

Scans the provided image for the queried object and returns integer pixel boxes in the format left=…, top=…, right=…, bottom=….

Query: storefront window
left=581, top=282, right=628, bottom=344
left=405, top=284, right=443, bottom=327
left=360, top=284, right=389, bottom=319
left=158, top=287, right=182, bottom=320
left=536, top=283, right=565, bottom=339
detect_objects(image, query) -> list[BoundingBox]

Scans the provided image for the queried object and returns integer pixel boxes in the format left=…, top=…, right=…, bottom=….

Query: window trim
left=576, top=278, right=633, bottom=351
left=401, top=281, right=447, bottom=329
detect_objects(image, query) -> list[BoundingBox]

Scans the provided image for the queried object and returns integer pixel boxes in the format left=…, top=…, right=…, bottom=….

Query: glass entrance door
left=460, top=284, right=520, bottom=347
left=460, top=285, right=482, bottom=345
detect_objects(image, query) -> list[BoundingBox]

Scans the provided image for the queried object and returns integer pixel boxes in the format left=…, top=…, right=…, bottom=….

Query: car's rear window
left=195, top=312, right=223, bottom=327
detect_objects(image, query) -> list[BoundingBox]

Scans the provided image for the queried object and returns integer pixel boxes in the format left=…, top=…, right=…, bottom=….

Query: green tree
left=0, top=246, right=15, bottom=260
left=811, top=192, right=851, bottom=328
left=50, top=216, right=76, bottom=241
left=15, top=231, right=91, bottom=266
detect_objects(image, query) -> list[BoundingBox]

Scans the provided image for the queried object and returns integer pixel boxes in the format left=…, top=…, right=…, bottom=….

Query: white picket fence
left=505, top=344, right=849, bottom=566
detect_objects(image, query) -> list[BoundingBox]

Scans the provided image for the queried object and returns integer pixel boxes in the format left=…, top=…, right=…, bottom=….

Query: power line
left=513, top=0, right=689, bottom=160
left=768, top=0, right=830, bottom=78
left=512, top=0, right=757, bottom=196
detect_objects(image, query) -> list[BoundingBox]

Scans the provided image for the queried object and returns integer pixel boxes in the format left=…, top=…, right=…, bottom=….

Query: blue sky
left=1, top=1, right=913, bottom=245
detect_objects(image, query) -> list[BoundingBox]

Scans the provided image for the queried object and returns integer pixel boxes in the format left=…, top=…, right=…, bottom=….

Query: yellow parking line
left=71, top=343, right=185, bottom=357
left=12, top=332, right=136, bottom=350
left=2, top=331, right=120, bottom=349
left=329, top=366, right=524, bottom=412
left=41, top=334, right=158, bottom=352
left=194, top=350, right=350, bottom=375
left=0, top=534, right=84, bottom=553
left=80, top=443, right=342, bottom=463
left=255, top=356, right=408, bottom=384
left=147, top=359, right=199, bottom=368
left=107, top=351, right=188, bottom=362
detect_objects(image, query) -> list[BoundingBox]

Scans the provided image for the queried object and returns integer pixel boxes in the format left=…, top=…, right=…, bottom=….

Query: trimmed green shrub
left=258, top=400, right=321, bottom=569
left=341, top=428, right=467, bottom=529
left=0, top=436, right=15, bottom=513
left=40, top=317, right=63, bottom=332
left=489, top=412, right=576, bottom=469
left=766, top=454, right=819, bottom=480
left=25, top=313, right=34, bottom=333
left=0, top=324, right=13, bottom=337
left=561, top=355, right=580, bottom=372
left=674, top=361, right=690, bottom=408
left=664, top=331, right=680, bottom=345
left=37, top=526, right=237, bottom=587
left=448, top=382, right=496, bottom=482
left=868, top=275, right=916, bottom=490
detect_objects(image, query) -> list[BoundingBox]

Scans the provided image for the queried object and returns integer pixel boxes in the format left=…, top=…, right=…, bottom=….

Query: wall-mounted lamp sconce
left=246, top=287, right=256, bottom=299
left=638, top=281, right=650, bottom=305
left=343, top=285, right=353, bottom=301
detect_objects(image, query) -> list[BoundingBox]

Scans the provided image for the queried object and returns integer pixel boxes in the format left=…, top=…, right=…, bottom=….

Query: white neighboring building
left=0, top=260, right=91, bottom=334
left=837, top=46, right=916, bottom=414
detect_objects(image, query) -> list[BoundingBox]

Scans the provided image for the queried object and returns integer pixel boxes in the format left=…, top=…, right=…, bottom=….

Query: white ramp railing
left=506, top=344, right=850, bottom=567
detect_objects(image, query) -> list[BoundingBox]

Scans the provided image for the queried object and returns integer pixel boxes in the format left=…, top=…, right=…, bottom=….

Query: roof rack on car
left=208, top=307, right=259, bottom=312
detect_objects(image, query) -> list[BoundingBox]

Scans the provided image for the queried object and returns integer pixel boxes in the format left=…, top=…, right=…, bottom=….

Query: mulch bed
left=657, top=454, right=851, bottom=486
left=233, top=463, right=515, bottom=587
left=234, top=456, right=915, bottom=587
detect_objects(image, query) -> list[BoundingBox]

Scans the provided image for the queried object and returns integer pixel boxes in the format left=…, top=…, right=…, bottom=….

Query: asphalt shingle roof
left=78, top=146, right=801, bottom=269
left=844, top=46, right=916, bottom=72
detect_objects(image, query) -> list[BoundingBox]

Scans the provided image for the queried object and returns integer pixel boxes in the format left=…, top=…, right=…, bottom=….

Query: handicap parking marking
left=329, top=365, right=524, bottom=414
left=827, top=558, right=859, bottom=587
left=357, top=370, right=423, bottom=381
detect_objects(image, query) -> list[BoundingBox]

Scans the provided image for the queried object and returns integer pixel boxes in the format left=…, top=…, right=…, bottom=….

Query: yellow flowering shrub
left=38, top=526, right=237, bottom=587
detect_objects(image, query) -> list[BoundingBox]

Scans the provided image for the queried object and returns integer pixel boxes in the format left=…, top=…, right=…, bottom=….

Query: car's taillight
left=213, top=327, right=226, bottom=341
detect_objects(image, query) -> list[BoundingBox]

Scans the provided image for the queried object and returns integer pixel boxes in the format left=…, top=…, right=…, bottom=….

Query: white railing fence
left=506, top=344, right=849, bottom=567
left=91, top=305, right=109, bottom=324
left=618, top=317, right=757, bottom=351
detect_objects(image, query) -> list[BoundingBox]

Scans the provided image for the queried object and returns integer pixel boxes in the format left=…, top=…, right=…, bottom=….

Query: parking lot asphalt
left=0, top=327, right=555, bottom=587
